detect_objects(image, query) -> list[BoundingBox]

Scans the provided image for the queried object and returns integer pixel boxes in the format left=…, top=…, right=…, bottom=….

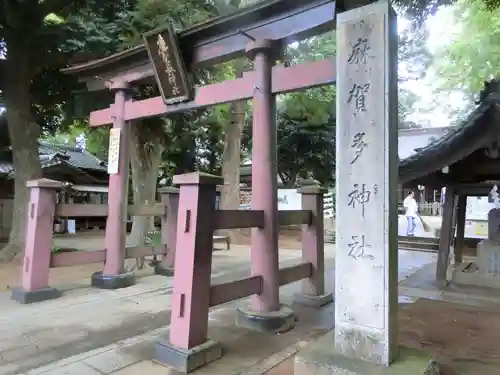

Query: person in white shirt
left=403, top=191, right=418, bottom=236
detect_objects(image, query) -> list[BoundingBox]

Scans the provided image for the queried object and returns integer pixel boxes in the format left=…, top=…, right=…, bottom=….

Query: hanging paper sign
left=143, top=23, right=192, bottom=104
left=107, top=128, right=121, bottom=175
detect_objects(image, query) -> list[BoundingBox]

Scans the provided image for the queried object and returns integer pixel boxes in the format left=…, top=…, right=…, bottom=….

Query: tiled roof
left=398, top=127, right=455, bottom=160
left=0, top=141, right=107, bottom=176
left=399, top=79, right=500, bottom=184
left=239, top=128, right=457, bottom=179
left=39, top=142, right=107, bottom=171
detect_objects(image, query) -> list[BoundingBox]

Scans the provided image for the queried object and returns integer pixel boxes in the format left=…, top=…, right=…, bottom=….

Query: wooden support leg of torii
left=436, top=185, right=459, bottom=288
left=91, top=80, right=136, bottom=289
left=235, top=39, right=295, bottom=333
left=153, top=187, right=179, bottom=276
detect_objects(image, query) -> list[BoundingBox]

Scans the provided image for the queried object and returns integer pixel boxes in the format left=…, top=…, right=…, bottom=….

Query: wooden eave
left=399, top=93, right=500, bottom=187
left=42, top=164, right=108, bottom=185
left=60, top=0, right=338, bottom=91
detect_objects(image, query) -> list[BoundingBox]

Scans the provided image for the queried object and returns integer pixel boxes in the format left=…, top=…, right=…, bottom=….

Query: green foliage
left=0, top=0, right=455, bottom=188
left=145, top=230, right=162, bottom=245
left=119, top=0, right=220, bottom=47
left=399, top=25, right=433, bottom=82
left=399, top=89, right=422, bottom=129
left=431, top=0, right=500, bottom=96
left=396, top=0, right=456, bottom=24
left=285, top=31, right=336, bottom=64
left=277, top=87, right=336, bottom=186
left=42, top=120, right=110, bottom=160
left=240, top=31, right=338, bottom=187
left=0, top=0, right=139, bottom=149
left=158, top=108, right=227, bottom=181
left=397, top=23, right=433, bottom=128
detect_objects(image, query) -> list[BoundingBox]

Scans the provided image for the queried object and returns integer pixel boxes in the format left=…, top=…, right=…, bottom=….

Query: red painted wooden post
left=294, top=180, right=333, bottom=307
left=236, top=39, right=295, bottom=333
left=11, top=179, right=62, bottom=304
left=92, top=80, right=135, bottom=289
left=155, top=187, right=179, bottom=276
left=155, top=172, right=222, bottom=373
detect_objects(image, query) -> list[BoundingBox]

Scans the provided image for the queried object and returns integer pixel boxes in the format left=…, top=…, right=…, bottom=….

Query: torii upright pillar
left=91, top=80, right=136, bottom=289
left=236, top=39, right=295, bottom=333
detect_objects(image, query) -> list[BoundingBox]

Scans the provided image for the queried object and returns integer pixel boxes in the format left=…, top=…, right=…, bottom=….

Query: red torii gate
left=62, top=0, right=338, bottom=287
left=20, top=1, right=442, bottom=374
left=58, top=0, right=347, bottom=372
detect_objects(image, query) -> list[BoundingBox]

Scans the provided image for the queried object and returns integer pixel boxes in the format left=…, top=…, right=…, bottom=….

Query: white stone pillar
left=335, top=0, right=398, bottom=366
left=295, top=2, right=440, bottom=374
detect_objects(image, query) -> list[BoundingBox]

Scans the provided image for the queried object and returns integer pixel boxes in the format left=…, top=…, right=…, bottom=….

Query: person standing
left=403, top=191, right=418, bottom=236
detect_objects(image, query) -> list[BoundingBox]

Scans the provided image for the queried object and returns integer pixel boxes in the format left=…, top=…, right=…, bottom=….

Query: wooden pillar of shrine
left=236, top=39, right=295, bottom=333
left=436, top=185, right=457, bottom=288
left=154, top=187, right=180, bottom=276
left=91, top=80, right=135, bottom=289
left=454, top=194, right=467, bottom=265
left=154, top=172, right=222, bottom=373
left=11, top=179, right=63, bottom=303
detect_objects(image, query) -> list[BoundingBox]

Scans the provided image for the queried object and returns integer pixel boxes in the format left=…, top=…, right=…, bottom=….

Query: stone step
left=399, top=236, right=439, bottom=244
left=398, top=246, right=438, bottom=253
left=398, top=241, right=439, bottom=251
left=326, top=233, right=439, bottom=250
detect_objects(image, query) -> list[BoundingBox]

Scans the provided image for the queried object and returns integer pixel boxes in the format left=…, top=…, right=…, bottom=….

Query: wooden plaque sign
left=143, top=24, right=192, bottom=104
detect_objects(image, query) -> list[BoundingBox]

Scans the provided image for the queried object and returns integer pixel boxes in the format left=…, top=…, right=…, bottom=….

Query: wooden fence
left=419, top=201, right=441, bottom=216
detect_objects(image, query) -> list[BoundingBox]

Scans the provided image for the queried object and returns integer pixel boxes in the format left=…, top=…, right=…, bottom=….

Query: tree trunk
left=220, top=59, right=248, bottom=243
left=0, top=38, right=42, bottom=262
left=126, top=121, right=163, bottom=269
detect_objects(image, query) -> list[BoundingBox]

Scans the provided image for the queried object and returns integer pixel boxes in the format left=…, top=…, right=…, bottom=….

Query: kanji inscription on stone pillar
left=335, top=0, right=399, bottom=366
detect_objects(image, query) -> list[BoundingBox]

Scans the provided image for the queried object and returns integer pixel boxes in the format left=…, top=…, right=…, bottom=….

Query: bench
left=213, top=235, right=231, bottom=250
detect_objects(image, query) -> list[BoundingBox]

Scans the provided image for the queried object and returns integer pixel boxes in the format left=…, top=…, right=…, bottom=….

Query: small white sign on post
left=67, top=220, right=76, bottom=235
left=107, top=128, right=121, bottom=175
left=277, top=189, right=302, bottom=211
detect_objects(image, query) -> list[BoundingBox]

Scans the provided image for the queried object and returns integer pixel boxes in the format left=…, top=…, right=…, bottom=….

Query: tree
left=397, top=22, right=433, bottom=128
left=276, top=100, right=336, bottom=187
left=396, top=0, right=455, bottom=24
left=0, top=0, right=463, bottom=261
left=244, top=31, right=338, bottom=187
left=0, top=1, right=136, bottom=260
left=399, top=89, right=422, bottom=129
left=431, top=0, right=500, bottom=96
left=216, top=0, right=263, bottom=243
left=116, top=0, right=226, bottom=251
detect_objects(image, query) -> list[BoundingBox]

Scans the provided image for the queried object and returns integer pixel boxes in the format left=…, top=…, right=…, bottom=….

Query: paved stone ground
left=0, top=247, right=325, bottom=375
left=4, top=244, right=498, bottom=375
left=0, top=248, right=439, bottom=375
left=0, top=249, right=282, bottom=372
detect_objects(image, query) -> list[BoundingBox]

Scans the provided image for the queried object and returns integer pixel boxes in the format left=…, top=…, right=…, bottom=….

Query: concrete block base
left=452, top=262, right=500, bottom=289
left=11, top=286, right=62, bottom=304
left=90, top=271, right=135, bottom=290
left=294, top=292, right=334, bottom=308
left=236, top=304, right=295, bottom=333
left=154, top=338, right=222, bottom=373
left=294, top=332, right=440, bottom=375
left=153, top=264, right=174, bottom=277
